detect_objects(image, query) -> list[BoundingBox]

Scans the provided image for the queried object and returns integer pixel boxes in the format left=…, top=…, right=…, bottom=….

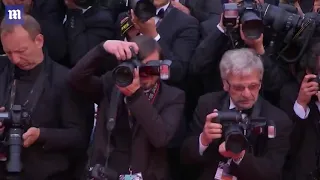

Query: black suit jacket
left=29, top=0, right=67, bottom=63
left=117, top=7, right=199, bottom=89
left=183, top=0, right=221, bottom=22
left=65, top=6, right=116, bottom=68
left=156, top=7, right=199, bottom=88
left=181, top=91, right=292, bottom=180
left=0, top=55, right=88, bottom=180
left=280, top=81, right=320, bottom=180
left=68, top=44, right=186, bottom=180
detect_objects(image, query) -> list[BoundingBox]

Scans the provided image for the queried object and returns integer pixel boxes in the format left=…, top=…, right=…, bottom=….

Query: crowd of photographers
left=0, top=0, right=319, bottom=180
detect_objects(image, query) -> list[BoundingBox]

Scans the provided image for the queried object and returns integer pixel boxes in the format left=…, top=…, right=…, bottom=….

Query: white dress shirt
left=198, top=99, right=243, bottom=164
left=293, top=100, right=320, bottom=119
left=155, top=2, right=170, bottom=24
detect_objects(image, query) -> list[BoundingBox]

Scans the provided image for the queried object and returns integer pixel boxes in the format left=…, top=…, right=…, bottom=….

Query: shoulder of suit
left=171, top=7, right=198, bottom=24
left=160, top=82, right=185, bottom=99
left=198, top=91, right=225, bottom=105
left=261, top=98, right=291, bottom=122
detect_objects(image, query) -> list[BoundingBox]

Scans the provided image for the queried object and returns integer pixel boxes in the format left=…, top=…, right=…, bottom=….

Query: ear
left=34, top=34, right=44, bottom=49
left=222, top=80, right=229, bottom=91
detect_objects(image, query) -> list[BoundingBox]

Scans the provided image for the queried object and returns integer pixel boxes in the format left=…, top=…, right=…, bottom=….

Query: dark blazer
left=156, top=6, right=199, bottom=88
left=183, top=0, right=221, bottom=22
left=68, top=44, right=186, bottom=180
left=280, top=81, right=320, bottom=180
left=117, top=6, right=199, bottom=89
left=65, top=6, right=116, bottom=68
left=29, top=0, right=68, bottom=64
left=181, top=91, right=292, bottom=180
left=0, top=54, right=88, bottom=180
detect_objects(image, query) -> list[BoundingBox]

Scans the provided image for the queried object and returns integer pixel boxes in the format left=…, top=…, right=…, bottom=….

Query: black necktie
left=156, top=8, right=165, bottom=19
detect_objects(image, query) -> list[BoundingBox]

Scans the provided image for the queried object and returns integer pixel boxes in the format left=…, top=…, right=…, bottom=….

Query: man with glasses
left=181, top=48, right=292, bottom=180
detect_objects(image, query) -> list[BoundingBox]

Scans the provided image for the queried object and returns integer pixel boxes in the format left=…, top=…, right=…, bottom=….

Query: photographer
left=1, top=0, right=68, bottom=64
left=119, top=0, right=199, bottom=89
left=0, top=15, right=88, bottom=179
left=64, top=0, right=116, bottom=68
left=181, top=48, right=292, bottom=180
left=68, top=36, right=185, bottom=179
left=280, top=40, right=320, bottom=180
left=190, top=5, right=291, bottom=94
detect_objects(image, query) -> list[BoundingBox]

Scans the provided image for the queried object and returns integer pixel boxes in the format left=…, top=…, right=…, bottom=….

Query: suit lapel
left=157, top=7, right=178, bottom=34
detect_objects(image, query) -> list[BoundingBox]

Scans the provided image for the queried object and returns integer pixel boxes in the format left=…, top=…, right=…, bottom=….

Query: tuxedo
left=181, top=91, right=292, bottom=180
left=155, top=4, right=199, bottom=89
left=280, top=81, right=320, bottom=180
left=116, top=4, right=200, bottom=89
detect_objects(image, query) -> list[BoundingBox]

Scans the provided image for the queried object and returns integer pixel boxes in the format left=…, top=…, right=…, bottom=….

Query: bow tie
left=156, top=8, right=165, bottom=19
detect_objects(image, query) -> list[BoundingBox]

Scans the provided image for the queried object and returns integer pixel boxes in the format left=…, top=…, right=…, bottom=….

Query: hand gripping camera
left=214, top=111, right=276, bottom=154
left=120, top=0, right=156, bottom=36
left=0, top=105, right=27, bottom=173
left=112, top=48, right=172, bottom=87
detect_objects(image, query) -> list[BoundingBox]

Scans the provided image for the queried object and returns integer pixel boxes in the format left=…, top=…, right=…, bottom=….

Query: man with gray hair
left=181, top=48, right=292, bottom=180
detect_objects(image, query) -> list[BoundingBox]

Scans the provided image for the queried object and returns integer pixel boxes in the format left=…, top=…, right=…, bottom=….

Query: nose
left=241, top=87, right=252, bottom=98
left=10, top=53, right=21, bottom=65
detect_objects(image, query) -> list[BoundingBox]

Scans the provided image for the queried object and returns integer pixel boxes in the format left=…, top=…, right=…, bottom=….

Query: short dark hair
left=0, top=14, right=41, bottom=40
left=130, top=35, right=164, bottom=60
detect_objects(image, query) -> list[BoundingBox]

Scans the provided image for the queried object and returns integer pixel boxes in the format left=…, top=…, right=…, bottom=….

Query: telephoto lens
left=112, top=61, right=137, bottom=87
left=216, top=111, right=249, bottom=154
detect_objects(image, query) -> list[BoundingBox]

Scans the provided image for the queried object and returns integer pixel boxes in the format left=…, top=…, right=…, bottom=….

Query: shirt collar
left=229, top=98, right=236, bottom=110
left=156, top=2, right=170, bottom=14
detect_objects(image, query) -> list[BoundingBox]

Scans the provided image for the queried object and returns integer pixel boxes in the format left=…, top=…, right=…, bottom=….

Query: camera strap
left=8, top=64, right=47, bottom=125
left=104, top=86, right=122, bottom=173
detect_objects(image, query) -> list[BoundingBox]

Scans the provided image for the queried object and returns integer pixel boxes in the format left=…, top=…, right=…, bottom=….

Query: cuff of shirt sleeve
left=293, top=101, right=310, bottom=119
left=199, top=133, right=209, bottom=155
left=232, top=155, right=244, bottom=165
left=154, top=34, right=161, bottom=41
left=217, top=24, right=225, bottom=34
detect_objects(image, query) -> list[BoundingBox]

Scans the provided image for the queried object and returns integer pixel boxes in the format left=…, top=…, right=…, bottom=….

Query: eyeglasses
left=226, top=80, right=261, bottom=92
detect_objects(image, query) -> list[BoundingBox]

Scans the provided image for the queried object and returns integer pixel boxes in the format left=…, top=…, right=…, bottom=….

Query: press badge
left=119, top=172, right=143, bottom=180
left=214, top=160, right=237, bottom=180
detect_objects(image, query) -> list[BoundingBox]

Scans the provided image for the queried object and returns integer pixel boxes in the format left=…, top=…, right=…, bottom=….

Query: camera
left=223, top=0, right=265, bottom=39
left=120, top=0, right=156, bottom=36
left=214, top=111, right=276, bottom=154
left=112, top=48, right=172, bottom=87
left=0, top=105, right=29, bottom=173
left=222, top=0, right=306, bottom=39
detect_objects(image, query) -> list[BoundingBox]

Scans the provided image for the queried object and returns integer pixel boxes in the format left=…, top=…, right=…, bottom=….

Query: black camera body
left=223, top=0, right=264, bottom=39
left=214, top=111, right=276, bottom=154
left=112, top=49, right=172, bottom=87
left=120, top=0, right=156, bottom=35
left=0, top=105, right=28, bottom=173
